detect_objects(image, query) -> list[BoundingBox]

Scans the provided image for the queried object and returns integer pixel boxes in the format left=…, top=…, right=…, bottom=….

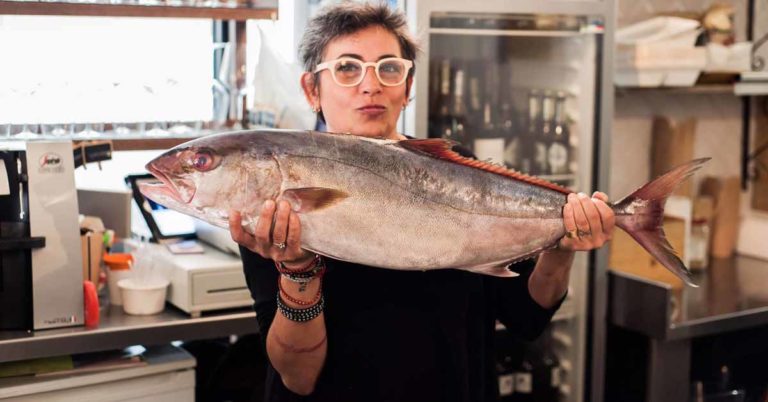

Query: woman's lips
left=357, top=105, right=386, bottom=116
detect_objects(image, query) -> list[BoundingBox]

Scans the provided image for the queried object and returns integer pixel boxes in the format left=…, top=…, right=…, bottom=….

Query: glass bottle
left=547, top=91, right=570, bottom=176
left=521, top=89, right=541, bottom=174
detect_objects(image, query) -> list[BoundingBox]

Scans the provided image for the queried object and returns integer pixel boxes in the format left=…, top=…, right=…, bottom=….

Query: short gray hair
left=299, top=1, right=419, bottom=82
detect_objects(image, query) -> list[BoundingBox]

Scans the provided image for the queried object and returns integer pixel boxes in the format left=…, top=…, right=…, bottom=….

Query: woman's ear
left=404, top=76, right=414, bottom=106
left=300, top=72, right=320, bottom=110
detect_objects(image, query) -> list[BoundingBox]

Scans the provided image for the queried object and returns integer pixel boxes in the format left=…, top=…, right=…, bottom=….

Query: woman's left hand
left=558, top=191, right=615, bottom=251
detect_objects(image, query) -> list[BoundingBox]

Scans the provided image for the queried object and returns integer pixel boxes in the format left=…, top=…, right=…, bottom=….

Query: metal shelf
left=0, top=0, right=277, bottom=20
left=615, top=84, right=736, bottom=96
left=429, top=27, right=592, bottom=38
left=0, top=305, right=257, bottom=363
left=3, top=129, right=233, bottom=151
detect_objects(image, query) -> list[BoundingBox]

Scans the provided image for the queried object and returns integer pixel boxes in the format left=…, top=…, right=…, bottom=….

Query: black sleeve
left=240, top=246, right=279, bottom=349
left=492, top=259, right=566, bottom=341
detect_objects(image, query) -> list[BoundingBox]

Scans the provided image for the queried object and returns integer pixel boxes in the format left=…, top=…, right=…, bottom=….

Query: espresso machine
left=0, top=141, right=84, bottom=330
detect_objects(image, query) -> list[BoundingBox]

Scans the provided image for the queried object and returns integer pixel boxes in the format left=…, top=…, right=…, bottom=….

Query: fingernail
left=578, top=192, right=588, bottom=199
left=263, top=200, right=274, bottom=210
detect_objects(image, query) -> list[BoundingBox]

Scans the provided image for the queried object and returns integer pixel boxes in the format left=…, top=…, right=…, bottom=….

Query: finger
left=286, top=210, right=303, bottom=255
left=254, top=200, right=276, bottom=246
left=563, top=194, right=578, bottom=233
left=560, top=194, right=578, bottom=248
left=572, top=193, right=592, bottom=237
left=593, top=199, right=615, bottom=239
left=229, top=210, right=258, bottom=250
left=272, top=200, right=291, bottom=248
left=592, top=191, right=609, bottom=203
left=579, top=193, right=604, bottom=237
left=228, top=210, right=242, bottom=242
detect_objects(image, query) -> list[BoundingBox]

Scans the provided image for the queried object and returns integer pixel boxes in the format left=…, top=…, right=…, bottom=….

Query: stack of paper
left=735, top=71, right=768, bottom=96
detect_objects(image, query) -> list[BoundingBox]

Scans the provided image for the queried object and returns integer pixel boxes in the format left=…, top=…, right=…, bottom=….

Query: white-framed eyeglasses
left=314, top=57, right=414, bottom=87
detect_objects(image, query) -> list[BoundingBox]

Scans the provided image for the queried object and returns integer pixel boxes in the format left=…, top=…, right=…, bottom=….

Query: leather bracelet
left=280, top=261, right=325, bottom=281
left=275, top=254, right=322, bottom=274
left=279, top=276, right=323, bottom=306
left=276, top=293, right=325, bottom=323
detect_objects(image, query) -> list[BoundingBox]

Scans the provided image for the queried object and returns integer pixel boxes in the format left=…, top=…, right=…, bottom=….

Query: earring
left=313, top=105, right=321, bottom=113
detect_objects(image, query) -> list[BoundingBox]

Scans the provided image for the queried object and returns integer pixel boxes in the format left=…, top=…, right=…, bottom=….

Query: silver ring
left=274, top=242, right=286, bottom=250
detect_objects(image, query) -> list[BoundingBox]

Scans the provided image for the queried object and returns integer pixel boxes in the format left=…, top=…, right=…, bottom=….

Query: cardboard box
left=610, top=216, right=687, bottom=289
left=752, top=102, right=768, bottom=212
left=699, top=176, right=740, bottom=258
left=651, top=117, right=696, bottom=198
left=81, top=231, right=103, bottom=285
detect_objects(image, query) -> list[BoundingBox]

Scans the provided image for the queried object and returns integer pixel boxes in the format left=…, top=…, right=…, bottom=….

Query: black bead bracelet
left=276, top=293, right=325, bottom=323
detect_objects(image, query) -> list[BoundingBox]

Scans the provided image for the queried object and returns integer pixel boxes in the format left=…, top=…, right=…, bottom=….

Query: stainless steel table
left=0, top=304, right=258, bottom=363
left=610, top=255, right=768, bottom=402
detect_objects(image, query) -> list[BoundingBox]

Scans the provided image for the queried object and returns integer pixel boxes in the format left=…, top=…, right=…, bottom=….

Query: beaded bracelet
left=278, top=276, right=323, bottom=306
left=276, top=293, right=325, bottom=323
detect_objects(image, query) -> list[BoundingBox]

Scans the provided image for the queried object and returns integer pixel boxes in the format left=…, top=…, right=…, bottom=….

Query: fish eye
left=191, top=150, right=216, bottom=171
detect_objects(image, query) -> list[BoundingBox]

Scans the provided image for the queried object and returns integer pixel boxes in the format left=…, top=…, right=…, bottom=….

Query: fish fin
left=613, top=158, right=710, bottom=288
left=399, top=138, right=571, bottom=195
left=462, top=261, right=520, bottom=278
left=282, top=187, right=348, bottom=213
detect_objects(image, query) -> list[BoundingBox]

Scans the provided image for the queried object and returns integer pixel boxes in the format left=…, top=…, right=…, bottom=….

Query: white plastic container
left=615, top=16, right=706, bottom=87
left=107, top=269, right=131, bottom=305
left=118, top=278, right=170, bottom=315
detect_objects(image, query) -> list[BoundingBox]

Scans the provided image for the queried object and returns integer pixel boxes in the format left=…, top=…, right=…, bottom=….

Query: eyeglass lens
left=333, top=59, right=407, bottom=86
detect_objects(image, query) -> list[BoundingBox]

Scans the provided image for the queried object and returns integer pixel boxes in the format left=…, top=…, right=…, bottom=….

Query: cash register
left=125, top=174, right=251, bottom=317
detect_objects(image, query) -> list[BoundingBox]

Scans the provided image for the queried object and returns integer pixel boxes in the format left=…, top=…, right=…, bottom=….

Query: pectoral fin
left=281, top=187, right=348, bottom=213
left=461, top=261, right=520, bottom=278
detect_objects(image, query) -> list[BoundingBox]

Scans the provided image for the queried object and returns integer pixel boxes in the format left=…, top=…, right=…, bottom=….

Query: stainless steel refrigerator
left=401, top=1, right=615, bottom=401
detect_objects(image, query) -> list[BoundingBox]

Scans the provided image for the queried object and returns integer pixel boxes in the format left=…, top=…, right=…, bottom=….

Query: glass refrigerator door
left=412, top=12, right=605, bottom=402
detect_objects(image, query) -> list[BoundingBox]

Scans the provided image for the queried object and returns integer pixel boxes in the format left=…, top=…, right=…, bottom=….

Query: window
left=0, top=16, right=213, bottom=125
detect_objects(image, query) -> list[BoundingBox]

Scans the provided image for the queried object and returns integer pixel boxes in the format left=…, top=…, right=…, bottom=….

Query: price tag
left=498, top=374, right=515, bottom=396
left=515, top=373, right=532, bottom=394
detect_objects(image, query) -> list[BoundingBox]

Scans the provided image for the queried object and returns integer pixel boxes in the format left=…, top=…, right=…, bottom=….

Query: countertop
left=0, top=304, right=257, bottom=363
left=610, top=255, right=768, bottom=340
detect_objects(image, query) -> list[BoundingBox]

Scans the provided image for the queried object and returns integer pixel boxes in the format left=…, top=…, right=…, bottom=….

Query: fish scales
left=141, top=129, right=709, bottom=284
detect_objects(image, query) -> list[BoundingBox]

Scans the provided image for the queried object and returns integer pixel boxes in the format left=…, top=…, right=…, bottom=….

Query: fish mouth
left=144, top=164, right=196, bottom=204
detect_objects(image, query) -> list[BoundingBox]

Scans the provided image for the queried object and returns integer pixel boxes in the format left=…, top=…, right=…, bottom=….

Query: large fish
left=140, top=129, right=708, bottom=286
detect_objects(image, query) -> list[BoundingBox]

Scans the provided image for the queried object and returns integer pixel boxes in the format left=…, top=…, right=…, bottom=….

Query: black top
left=241, top=249, right=563, bottom=402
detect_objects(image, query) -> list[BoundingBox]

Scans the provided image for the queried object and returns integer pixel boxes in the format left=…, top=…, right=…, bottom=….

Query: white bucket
left=117, top=278, right=169, bottom=316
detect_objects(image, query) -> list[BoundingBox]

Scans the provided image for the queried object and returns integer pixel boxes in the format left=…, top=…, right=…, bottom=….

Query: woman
left=229, top=3, right=614, bottom=401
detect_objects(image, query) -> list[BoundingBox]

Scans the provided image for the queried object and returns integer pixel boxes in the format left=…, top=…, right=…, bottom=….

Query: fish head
left=140, top=133, right=281, bottom=228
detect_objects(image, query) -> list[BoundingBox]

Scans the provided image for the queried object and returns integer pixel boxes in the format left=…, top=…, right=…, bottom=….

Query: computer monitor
left=77, top=188, right=133, bottom=240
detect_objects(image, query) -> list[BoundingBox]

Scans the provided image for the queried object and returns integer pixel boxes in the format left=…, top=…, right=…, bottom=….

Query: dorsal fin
left=399, top=138, right=572, bottom=195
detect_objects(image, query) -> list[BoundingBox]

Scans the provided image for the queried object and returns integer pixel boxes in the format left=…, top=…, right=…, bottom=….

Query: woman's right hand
left=229, top=200, right=315, bottom=268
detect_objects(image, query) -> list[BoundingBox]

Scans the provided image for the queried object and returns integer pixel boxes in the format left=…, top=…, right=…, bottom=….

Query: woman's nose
left=359, top=66, right=382, bottom=94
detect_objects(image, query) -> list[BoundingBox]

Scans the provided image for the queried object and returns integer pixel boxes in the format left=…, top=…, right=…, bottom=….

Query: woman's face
left=302, top=25, right=412, bottom=141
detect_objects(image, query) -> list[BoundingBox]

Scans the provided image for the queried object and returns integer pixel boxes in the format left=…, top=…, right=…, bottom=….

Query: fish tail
left=611, top=158, right=710, bottom=287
